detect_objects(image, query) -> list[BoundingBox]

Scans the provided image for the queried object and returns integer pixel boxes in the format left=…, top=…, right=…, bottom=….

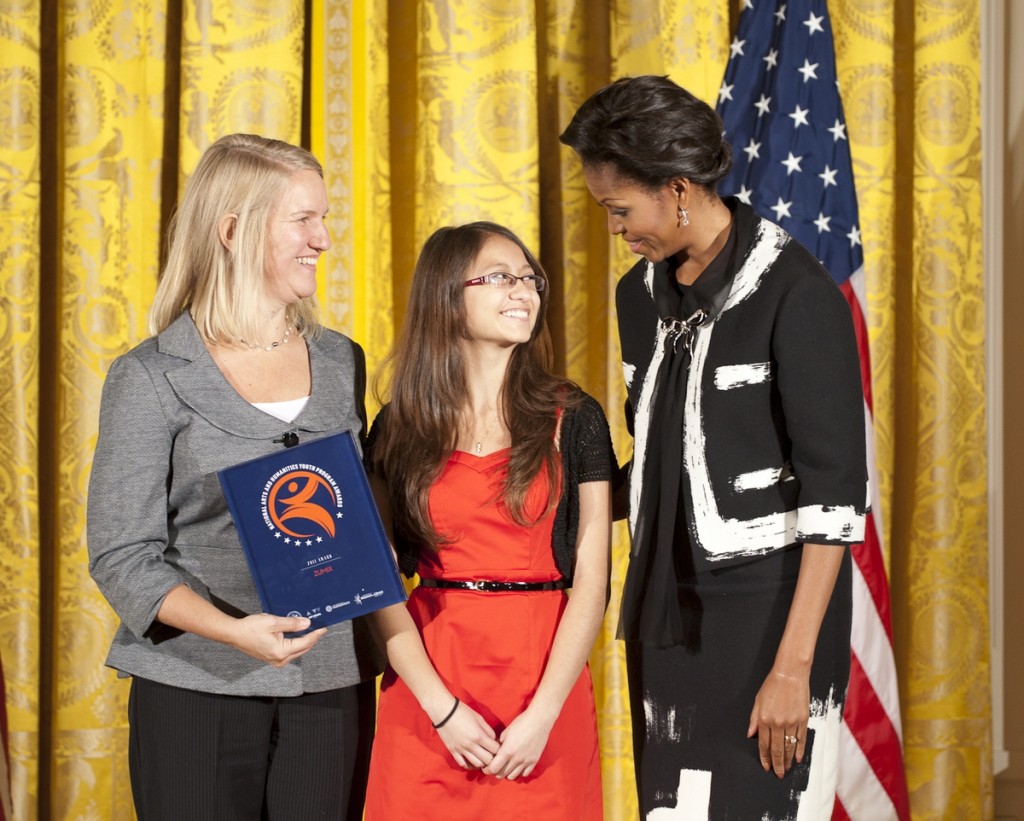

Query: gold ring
left=785, top=734, right=799, bottom=745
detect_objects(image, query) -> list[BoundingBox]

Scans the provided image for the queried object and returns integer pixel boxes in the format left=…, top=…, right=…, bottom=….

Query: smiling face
left=584, top=164, right=685, bottom=264
left=262, top=169, right=331, bottom=309
left=461, top=234, right=541, bottom=351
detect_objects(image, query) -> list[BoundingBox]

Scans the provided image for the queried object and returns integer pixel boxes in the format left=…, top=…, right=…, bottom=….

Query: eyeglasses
left=463, top=272, right=547, bottom=292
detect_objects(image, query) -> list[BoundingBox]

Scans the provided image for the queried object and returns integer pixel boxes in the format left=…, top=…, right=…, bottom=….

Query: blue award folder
left=218, top=430, right=406, bottom=631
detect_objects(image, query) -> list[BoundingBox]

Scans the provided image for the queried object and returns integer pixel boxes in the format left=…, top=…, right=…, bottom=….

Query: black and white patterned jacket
left=617, top=200, right=868, bottom=572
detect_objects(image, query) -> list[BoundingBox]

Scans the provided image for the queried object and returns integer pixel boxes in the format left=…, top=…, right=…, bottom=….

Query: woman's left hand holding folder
left=155, top=583, right=327, bottom=667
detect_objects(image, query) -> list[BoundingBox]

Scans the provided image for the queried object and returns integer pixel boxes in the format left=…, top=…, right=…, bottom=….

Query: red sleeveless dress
left=364, top=448, right=603, bottom=819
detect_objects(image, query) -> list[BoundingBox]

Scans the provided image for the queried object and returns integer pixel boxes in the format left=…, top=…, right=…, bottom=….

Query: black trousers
left=128, top=676, right=376, bottom=821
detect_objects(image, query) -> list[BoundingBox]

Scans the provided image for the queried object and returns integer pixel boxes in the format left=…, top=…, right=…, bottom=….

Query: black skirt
left=625, top=545, right=852, bottom=819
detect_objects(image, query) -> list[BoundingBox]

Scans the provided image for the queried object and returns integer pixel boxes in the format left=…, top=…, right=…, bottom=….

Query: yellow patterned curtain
left=831, top=2, right=991, bottom=816
left=894, top=3, right=990, bottom=815
left=179, top=0, right=304, bottom=166
left=0, top=1, right=41, bottom=815
left=309, top=0, right=393, bottom=377
left=53, top=3, right=167, bottom=817
left=0, top=1, right=990, bottom=819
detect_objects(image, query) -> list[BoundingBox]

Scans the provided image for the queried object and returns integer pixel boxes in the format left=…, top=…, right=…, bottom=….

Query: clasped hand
left=436, top=701, right=554, bottom=781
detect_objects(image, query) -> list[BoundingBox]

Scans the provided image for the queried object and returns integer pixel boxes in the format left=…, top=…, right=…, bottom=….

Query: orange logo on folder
left=268, top=471, right=337, bottom=538
left=259, top=463, right=344, bottom=545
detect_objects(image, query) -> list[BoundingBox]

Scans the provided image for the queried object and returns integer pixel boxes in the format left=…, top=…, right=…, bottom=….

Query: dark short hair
left=559, top=75, right=732, bottom=190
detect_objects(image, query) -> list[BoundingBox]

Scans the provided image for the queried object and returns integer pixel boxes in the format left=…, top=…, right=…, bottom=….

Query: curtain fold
left=311, top=0, right=394, bottom=381
left=0, top=2, right=42, bottom=817
left=0, top=1, right=993, bottom=818
left=893, top=2, right=991, bottom=816
left=51, top=2, right=167, bottom=818
left=404, top=1, right=541, bottom=244
left=179, top=0, right=304, bottom=168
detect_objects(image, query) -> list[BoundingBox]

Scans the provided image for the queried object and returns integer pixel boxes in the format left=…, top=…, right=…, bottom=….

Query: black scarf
left=619, top=222, right=739, bottom=647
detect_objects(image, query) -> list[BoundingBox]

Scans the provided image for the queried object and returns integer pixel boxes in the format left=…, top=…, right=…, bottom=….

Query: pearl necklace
left=240, top=325, right=292, bottom=351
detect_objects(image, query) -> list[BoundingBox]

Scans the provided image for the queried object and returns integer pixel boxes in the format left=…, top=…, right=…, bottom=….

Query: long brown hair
left=371, top=221, right=576, bottom=549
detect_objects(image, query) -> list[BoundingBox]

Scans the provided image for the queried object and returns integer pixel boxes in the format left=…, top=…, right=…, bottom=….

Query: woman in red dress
left=364, top=222, right=614, bottom=819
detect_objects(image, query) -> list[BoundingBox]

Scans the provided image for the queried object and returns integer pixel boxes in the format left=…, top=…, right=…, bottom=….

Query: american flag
left=715, top=1, right=910, bottom=819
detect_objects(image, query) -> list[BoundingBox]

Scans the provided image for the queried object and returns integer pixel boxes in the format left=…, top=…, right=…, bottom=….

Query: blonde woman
left=87, top=134, right=381, bottom=820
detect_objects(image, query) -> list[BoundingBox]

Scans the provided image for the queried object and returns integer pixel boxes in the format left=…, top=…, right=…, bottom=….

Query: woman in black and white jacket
left=561, top=75, right=867, bottom=820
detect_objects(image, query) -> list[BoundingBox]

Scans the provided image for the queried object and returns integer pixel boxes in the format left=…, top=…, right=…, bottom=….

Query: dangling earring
left=677, top=207, right=690, bottom=227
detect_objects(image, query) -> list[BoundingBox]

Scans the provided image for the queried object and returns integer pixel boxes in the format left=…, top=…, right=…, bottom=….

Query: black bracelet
left=432, top=697, right=460, bottom=729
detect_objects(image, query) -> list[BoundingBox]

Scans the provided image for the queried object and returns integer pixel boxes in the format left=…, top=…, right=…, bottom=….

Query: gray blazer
left=87, top=312, right=384, bottom=696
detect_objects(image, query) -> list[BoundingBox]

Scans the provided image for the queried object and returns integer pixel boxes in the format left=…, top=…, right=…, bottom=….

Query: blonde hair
left=150, top=133, right=324, bottom=343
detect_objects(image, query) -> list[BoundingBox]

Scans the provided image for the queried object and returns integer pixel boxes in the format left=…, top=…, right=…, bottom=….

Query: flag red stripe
left=832, top=797, right=853, bottom=821
left=850, top=514, right=894, bottom=640
left=845, top=652, right=911, bottom=820
left=840, top=280, right=874, bottom=414
left=843, top=256, right=905, bottom=820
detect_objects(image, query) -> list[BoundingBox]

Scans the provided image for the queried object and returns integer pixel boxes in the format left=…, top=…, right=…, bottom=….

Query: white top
left=251, top=396, right=309, bottom=423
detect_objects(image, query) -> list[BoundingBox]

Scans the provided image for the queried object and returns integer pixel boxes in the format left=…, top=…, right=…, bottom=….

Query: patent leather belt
left=418, top=578, right=569, bottom=592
